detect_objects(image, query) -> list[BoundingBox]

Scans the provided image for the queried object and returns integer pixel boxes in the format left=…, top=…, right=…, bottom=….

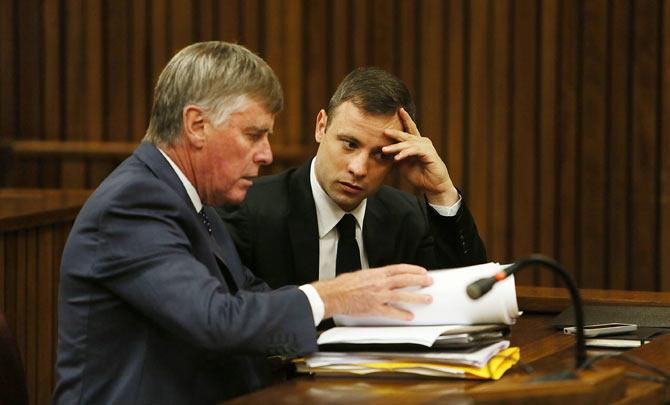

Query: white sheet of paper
left=334, top=262, right=520, bottom=326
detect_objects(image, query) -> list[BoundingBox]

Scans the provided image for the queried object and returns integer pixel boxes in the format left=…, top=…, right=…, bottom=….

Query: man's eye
left=343, top=140, right=357, bottom=150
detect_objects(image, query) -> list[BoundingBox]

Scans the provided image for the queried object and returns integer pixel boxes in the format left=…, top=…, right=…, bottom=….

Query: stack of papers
left=297, top=263, right=522, bottom=379
left=295, top=345, right=520, bottom=379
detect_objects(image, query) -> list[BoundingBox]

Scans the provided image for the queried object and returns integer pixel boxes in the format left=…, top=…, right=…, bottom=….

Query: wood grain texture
left=1, top=0, right=670, bottom=293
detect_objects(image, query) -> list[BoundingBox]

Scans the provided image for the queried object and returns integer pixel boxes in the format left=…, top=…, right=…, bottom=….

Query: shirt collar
left=310, top=158, right=367, bottom=238
left=158, top=148, right=203, bottom=212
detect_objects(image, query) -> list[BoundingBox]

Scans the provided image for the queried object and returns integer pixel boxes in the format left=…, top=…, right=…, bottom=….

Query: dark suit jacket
left=53, top=143, right=317, bottom=405
left=218, top=161, right=487, bottom=289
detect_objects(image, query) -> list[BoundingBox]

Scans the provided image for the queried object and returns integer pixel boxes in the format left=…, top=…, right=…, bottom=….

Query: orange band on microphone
left=494, top=272, right=506, bottom=281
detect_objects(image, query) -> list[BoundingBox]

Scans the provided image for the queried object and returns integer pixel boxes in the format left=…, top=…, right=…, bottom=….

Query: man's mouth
left=339, top=181, right=363, bottom=193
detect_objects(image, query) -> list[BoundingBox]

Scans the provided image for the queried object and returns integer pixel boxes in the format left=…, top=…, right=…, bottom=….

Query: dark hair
left=325, top=67, right=416, bottom=128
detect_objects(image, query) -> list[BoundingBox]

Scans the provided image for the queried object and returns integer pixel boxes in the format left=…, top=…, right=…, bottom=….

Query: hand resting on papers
left=312, top=264, right=434, bottom=320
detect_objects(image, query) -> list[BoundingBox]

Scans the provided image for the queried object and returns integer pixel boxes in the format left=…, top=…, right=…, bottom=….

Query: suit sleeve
left=92, top=192, right=317, bottom=357
left=417, top=196, right=488, bottom=268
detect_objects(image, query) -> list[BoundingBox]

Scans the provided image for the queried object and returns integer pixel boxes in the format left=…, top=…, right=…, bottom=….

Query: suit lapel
left=134, top=143, right=242, bottom=291
left=363, top=194, right=397, bottom=267
left=287, top=162, right=320, bottom=285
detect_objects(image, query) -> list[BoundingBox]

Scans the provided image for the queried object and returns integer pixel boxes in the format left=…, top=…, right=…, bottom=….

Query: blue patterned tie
left=198, top=209, right=213, bottom=235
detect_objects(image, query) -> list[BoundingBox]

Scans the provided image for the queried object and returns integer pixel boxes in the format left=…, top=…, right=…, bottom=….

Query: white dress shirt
left=157, top=148, right=324, bottom=325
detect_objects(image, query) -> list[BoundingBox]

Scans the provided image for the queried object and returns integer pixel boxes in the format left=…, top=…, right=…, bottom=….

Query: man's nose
left=254, top=136, right=273, bottom=166
left=347, top=152, right=367, bottom=177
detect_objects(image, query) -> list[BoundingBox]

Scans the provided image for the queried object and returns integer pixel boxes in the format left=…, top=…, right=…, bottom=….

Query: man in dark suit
left=53, top=43, right=434, bottom=404
left=219, top=67, right=487, bottom=290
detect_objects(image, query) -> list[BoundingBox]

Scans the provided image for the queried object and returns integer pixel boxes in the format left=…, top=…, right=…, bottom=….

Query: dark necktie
left=336, top=214, right=361, bottom=275
left=198, top=209, right=213, bottom=235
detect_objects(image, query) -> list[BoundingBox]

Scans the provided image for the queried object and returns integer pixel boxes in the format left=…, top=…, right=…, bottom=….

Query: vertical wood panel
left=37, top=227, right=54, bottom=404
left=351, top=0, right=370, bottom=67
left=467, top=0, right=490, bottom=242
left=264, top=0, right=286, bottom=145
left=660, top=0, right=670, bottom=291
left=557, top=0, right=580, bottom=281
left=42, top=0, right=62, bottom=187
left=445, top=0, right=465, bottom=186
left=579, top=0, right=607, bottom=288
left=304, top=0, right=328, bottom=145
left=630, top=0, right=660, bottom=291
left=510, top=0, right=537, bottom=285
left=25, top=229, right=37, bottom=405
left=488, top=0, right=512, bottom=263
left=61, top=0, right=86, bottom=188
left=0, top=0, right=16, bottom=139
left=607, top=0, right=631, bottom=289
left=106, top=0, right=130, bottom=141
left=283, top=0, right=303, bottom=147
left=538, top=0, right=559, bottom=286
left=171, top=0, right=195, bottom=53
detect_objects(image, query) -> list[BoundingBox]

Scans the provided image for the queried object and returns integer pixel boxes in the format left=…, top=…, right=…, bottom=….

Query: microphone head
left=466, top=277, right=497, bottom=299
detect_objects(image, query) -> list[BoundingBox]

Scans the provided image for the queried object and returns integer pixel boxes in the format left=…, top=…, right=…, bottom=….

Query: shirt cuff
left=428, top=194, right=462, bottom=216
left=298, top=284, right=325, bottom=326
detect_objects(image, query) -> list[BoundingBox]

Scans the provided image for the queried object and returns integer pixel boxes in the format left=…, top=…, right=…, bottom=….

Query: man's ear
left=183, top=105, right=206, bottom=148
left=315, top=109, right=327, bottom=143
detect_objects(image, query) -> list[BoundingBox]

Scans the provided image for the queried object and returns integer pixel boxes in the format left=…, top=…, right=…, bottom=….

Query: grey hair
left=143, top=41, right=283, bottom=145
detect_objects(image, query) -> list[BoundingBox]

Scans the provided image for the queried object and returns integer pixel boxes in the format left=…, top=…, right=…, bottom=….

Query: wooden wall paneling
left=130, top=0, right=148, bottom=141
left=217, top=0, right=241, bottom=42
left=557, top=0, right=580, bottom=282
left=264, top=0, right=285, bottom=146
left=510, top=0, right=538, bottom=285
left=3, top=234, right=17, bottom=331
left=150, top=0, right=169, bottom=86
left=16, top=0, right=42, bottom=187
left=488, top=0, right=512, bottom=264
left=0, top=233, right=4, bottom=312
left=106, top=0, right=131, bottom=143
left=371, top=0, right=395, bottom=72
left=579, top=0, right=608, bottom=288
left=14, top=231, right=27, bottom=395
left=283, top=0, right=303, bottom=148
left=444, top=0, right=465, bottom=188
left=198, top=0, right=215, bottom=40
left=85, top=0, right=114, bottom=189
left=537, top=0, right=559, bottom=286
left=630, top=0, right=660, bottom=291
left=61, top=0, right=86, bottom=188
left=25, top=229, right=37, bottom=405
left=330, top=0, right=350, bottom=93
left=607, top=0, right=631, bottom=289
left=0, top=0, right=16, bottom=140
left=661, top=0, right=670, bottom=291
left=467, top=0, right=490, bottom=246
left=42, top=0, right=62, bottom=187
left=171, top=0, right=195, bottom=54
left=52, top=223, right=69, bottom=387
left=242, top=0, right=262, bottom=54
left=37, top=226, right=54, bottom=404
left=351, top=0, right=370, bottom=67
left=397, top=0, right=418, bottom=104
left=304, top=0, right=328, bottom=146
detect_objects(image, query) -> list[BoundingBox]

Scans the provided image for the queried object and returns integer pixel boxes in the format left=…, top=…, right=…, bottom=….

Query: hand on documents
left=312, top=264, right=434, bottom=320
left=335, top=262, right=520, bottom=326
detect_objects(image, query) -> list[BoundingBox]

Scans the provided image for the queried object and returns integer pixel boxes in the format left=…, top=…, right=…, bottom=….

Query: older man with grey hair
left=53, top=42, right=434, bottom=404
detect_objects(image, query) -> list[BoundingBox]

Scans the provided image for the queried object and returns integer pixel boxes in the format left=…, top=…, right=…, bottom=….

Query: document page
left=334, top=262, right=520, bottom=326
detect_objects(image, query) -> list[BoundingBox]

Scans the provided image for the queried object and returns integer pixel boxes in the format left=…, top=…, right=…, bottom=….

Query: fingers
left=381, top=263, right=428, bottom=276
left=375, top=305, right=415, bottom=321
left=388, top=291, right=433, bottom=305
left=398, top=107, right=420, bottom=136
left=385, top=273, right=434, bottom=290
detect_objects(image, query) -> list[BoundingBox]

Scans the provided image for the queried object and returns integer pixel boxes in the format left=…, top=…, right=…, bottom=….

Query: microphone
left=466, top=254, right=587, bottom=369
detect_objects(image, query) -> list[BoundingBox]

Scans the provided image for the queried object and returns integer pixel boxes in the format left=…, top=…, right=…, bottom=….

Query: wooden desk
left=0, top=188, right=92, bottom=405
left=228, top=290, right=670, bottom=404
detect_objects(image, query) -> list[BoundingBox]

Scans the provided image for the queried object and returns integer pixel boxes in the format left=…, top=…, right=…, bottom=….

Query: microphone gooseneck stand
left=466, top=254, right=587, bottom=370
